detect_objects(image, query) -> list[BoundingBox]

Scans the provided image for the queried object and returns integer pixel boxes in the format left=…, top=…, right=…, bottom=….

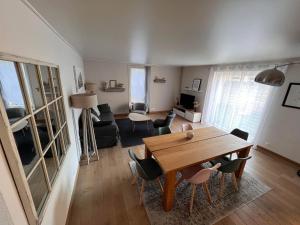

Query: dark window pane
left=23, top=63, right=44, bottom=110
left=40, top=66, right=55, bottom=103
left=54, top=134, right=64, bottom=162
left=62, top=126, right=70, bottom=150
left=57, top=99, right=66, bottom=125
left=0, top=60, right=28, bottom=125
left=44, top=146, right=58, bottom=183
left=34, top=109, right=51, bottom=151
left=51, top=67, right=61, bottom=97
left=28, top=163, right=48, bottom=214
left=12, top=119, right=40, bottom=175
left=48, top=103, right=59, bottom=134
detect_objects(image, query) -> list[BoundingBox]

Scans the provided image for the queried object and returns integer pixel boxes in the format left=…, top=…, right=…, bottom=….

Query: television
left=180, top=93, right=195, bottom=109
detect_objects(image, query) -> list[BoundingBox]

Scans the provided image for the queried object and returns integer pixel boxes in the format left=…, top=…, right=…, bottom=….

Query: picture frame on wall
left=73, top=65, right=85, bottom=93
left=282, top=83, right=300, bottom=109
left=192, top=79, right=202, bottom=92
left=109, top=80, right=117, bottom=88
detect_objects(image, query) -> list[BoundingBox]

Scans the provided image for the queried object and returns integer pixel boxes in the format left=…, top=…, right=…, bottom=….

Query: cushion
left=93, top=107, right=101, bottom=117
left=91, top=113, right=100, bottom=122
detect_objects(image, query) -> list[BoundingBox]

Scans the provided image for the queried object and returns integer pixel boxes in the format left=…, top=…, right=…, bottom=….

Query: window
left=0, top=57, right=70, bottom=223
left=203, top=68, right=273, bottom=142
left=129, top=67, right=146, bottom=103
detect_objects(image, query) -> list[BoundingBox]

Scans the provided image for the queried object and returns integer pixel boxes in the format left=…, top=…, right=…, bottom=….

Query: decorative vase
left=186, top=131, right=194, bottom=140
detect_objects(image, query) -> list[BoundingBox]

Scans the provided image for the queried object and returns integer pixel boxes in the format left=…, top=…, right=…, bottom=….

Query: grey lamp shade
left=85, top=82, right=97, bottom=93
left=70, top=93, right=98, bottom=109
left=255, top=68, right=285, bottom=86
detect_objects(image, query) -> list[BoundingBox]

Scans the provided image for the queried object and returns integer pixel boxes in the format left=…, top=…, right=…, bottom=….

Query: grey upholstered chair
left=211, top=156, right=252, bottom=197
left=128, top=149, right=164, bottom=205
left=156, top=126, right=171, bottom=135
left=153, top=110, right=176, bottom=128
left=131, top=102, right=148, bottom=115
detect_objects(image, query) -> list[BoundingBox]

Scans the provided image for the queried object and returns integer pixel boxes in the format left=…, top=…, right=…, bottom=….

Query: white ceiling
left=28, top=0, right=300, bottom=66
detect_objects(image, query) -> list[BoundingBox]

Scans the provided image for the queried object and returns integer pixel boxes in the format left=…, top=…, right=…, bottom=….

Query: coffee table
left=128, top=113, right=151, bottom=132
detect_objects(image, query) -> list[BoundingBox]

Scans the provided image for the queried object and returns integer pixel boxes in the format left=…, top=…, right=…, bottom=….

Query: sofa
left=79, top=103, right=118, bottom=149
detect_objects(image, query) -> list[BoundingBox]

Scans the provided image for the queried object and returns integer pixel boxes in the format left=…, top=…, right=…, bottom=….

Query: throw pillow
left=91, top=113, right=100, bottom=122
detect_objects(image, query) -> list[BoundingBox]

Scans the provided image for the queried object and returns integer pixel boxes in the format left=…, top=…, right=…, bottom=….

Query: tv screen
left=180, top=93, right=195, bottom=109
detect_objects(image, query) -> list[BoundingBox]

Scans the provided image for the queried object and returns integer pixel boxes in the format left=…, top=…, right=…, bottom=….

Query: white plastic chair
left=177, top=163, right=221, bottom=213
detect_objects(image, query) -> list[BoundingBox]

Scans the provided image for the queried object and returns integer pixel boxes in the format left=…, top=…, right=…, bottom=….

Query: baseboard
left=149, top=110, right=170, bottom=114
left=257, top=145, right=300, bottom=167
left=65, top=164, right=80, bottom=225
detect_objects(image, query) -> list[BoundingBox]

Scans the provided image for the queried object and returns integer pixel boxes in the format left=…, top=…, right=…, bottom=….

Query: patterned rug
left=129, top=161, right=271, bottom=225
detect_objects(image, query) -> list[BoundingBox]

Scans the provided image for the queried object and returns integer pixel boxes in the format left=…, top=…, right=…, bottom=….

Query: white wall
left=181, top=66, right=210, bottom=111
left=0, top=0, right=83, bottom=224
left=257, top=64, right=300, bottom=163
left=84, top=60, right=130, bottom=113
left=149, top=66, right=181, bottom=112
left=84, top=60, right=182, bottom=114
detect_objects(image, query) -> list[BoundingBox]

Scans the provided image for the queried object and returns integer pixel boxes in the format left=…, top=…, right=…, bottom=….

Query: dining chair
left=156, top=126, right=172, bottom=136
left=177, top=163, right=221, bottom=213
left=153, top=110, right=176, bottom=128
left=228, top=129, right=249, bottom=159
left=128, top=149, right=164, bottom=205
left=213, top=156, right=252, bottom=197
left=182, top=123, right=193, bottom=132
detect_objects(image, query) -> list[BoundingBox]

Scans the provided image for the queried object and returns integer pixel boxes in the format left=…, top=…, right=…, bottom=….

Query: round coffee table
left=128, top=113, right=151, bottom=132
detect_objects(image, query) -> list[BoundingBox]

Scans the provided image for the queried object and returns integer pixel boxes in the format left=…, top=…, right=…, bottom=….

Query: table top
left=128, top=112, right=150, bottom=122
left=143, top=126, right=227, bottom=152
left=143, top=126, right=253, bottom=173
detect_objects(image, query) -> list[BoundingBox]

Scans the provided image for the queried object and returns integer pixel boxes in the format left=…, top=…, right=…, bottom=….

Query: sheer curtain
left=202, top=64, right=285, bottom=143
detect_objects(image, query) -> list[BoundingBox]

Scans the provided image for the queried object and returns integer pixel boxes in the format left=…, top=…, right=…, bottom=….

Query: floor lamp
left=70, top=93, right=99, bottom=165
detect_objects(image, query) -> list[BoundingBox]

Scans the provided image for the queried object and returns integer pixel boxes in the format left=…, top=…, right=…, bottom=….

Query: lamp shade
left=255, top=68, right=285, bottom=86
left=70, top=93, right=98, bottom=109
left=85, top=82, right=97, bottom=93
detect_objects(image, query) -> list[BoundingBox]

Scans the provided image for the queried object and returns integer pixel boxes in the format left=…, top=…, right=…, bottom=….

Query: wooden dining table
left=143, top=126, right=253, bottom=211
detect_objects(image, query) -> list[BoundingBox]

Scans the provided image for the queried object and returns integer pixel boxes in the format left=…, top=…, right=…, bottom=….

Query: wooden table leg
left=163, top=170, right=177, bottom=211
left=144, top=146, right=152, bottom=159
left=235, top=146, right=251, bottom=178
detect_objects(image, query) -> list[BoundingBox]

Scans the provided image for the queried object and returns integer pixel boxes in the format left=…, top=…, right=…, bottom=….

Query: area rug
left=116, top=118, right=155, bottom=147
left=129, top=161, right=271, bottom=225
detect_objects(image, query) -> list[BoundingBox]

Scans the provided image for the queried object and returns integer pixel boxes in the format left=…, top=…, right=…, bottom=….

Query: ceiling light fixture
left=255, top=62, right=300, bottom=87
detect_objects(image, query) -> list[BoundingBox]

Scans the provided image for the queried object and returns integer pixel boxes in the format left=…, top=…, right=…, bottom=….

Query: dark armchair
left=153, top=110, right=176, bottom=128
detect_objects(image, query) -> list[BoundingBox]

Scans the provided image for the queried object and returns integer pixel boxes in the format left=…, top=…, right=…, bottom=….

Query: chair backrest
left=231, top=128, right=249, bottom=141
left=157, top=126, right=171, bottom=135
left=187, top=163, right=221, bottom=185
left=218, top=156, right=252, bottom=173
left=128, top=149, right=150, bottom=180
left=6, top=107, right=26, bottom=119
left=164, top=111, right=176, bottom=127
left=132, top=102, right=147, bottom=111
left=182, top=123, right=193, bottom=132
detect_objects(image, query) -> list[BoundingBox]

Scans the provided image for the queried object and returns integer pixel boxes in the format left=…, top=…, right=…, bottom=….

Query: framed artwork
left=282, top=83, right=300, bottom=109
left=109, top=80, right=117, bottom=88
left=192, top=79, right=202, bottom=92
left=73, top=66, right=85, bottom=93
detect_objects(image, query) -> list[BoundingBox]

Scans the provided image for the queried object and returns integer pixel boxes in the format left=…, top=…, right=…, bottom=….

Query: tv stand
left=173, top=105, right=201, bottom=123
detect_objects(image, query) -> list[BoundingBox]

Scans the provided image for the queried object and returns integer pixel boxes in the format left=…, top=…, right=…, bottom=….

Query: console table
left=173, top=106, right=201, bottom=122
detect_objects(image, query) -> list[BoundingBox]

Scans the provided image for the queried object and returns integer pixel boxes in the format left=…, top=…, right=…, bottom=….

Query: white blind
left=203, top=68, right=273, bottom=142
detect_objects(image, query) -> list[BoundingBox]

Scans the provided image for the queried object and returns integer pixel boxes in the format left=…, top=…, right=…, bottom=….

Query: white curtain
left=202, top=64, right=286, bottom=143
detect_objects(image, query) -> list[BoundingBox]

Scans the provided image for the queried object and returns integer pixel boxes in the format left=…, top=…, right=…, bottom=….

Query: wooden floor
left=67, top=113, right=300, bottom=225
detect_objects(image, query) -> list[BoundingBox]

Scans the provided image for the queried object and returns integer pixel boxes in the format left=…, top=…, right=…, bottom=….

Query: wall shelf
left=103, top=87, right=125, bottom=92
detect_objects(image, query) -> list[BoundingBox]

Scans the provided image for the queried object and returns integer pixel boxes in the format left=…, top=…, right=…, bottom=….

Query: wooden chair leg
left=219, top=173, right=225, bottom=198
left=175, top=177, right=184, bottom=187
left=189, top=184, right=196, bottom=214
left=157, top=177, right=164, bottom=192
left=131, top=175, right=137, bottom=185
left=203, top=181, right=212, bottom=204
left=231, top=173, right=238, bottom=191
left=139, top=180, right=145, bottom=205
